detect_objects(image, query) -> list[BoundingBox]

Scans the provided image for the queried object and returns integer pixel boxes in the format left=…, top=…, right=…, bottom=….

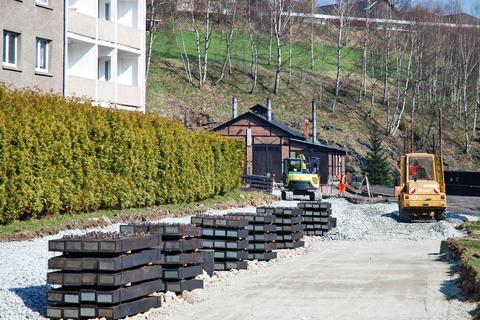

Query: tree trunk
left=274, top=33, right=282, bottom=95
left=145, top=0, right=156, bottom=82
left=332, top=12, right=344, bottom=113
left=287, top=17, right=293, bottom=85
left=268, top=13, right=273, bottom=66
left=202, top=0, right=212, bottom=84
left=215, top=1, right=237, bottom=85
left=310, top=0, right=315, bottom=70
left=191, top=12, right=203, bottom=88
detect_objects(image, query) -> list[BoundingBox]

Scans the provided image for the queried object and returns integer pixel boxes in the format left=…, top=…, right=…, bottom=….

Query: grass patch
left=0, top=190, right=274, bottom=241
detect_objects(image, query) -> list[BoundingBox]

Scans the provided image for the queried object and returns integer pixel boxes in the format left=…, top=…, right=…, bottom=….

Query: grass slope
left=147, top=28, right=480, bottom=172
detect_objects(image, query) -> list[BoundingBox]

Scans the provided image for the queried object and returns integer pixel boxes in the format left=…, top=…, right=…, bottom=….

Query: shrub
left=0, top=86, right=245, bottom=224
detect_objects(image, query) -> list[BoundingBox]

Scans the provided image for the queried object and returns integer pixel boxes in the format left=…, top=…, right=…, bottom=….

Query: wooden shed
left=213, top=103, right=346, bottom=184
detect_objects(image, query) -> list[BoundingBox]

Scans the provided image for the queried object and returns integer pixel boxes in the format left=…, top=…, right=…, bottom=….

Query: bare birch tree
left=332, top=0, right=353, bottom=112
left=268, top=0, right=295, bottom=96
left=215, top=0, right=238, bottom=85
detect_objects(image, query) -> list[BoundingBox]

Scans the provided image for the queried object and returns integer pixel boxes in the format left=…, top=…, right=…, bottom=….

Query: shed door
left=295, top=150, right=329, bottom=185
left=253, top=144, right=282, bottom=181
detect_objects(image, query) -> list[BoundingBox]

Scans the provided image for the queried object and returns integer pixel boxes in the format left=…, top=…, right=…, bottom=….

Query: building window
left=36, top=0, right=49, bottom=5
left=3, top=31, right=19, bottom=67
left=104, top=59, right=111, bottom=81
left=99, top=0, right=112, bottom=21
left=35, top=38, right=50, bottom=72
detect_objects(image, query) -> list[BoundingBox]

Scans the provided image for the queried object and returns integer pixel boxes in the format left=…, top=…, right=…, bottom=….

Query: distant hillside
left=146, top=27, right=480, bottom=173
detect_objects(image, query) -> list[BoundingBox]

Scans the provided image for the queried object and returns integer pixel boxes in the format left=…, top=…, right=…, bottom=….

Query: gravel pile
left=324, top=198, right=470, bottom=241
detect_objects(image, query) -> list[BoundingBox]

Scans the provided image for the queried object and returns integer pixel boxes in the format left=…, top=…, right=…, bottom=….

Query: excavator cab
left=396, top=153, right=447, bottom=222
left=281, top=155, right=321, bottom=201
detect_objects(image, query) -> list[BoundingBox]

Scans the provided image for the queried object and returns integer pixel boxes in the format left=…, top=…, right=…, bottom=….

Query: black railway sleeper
left=213, top=250, right=248, bottom=260
left=257, top=207, right=302, bottom=216
left=162, top=238, right=203, bottom=253
left=155, top=252, right=203, bottom=266
left=305, top=230, right=325, bottom=236
left=191, top=215, right=248, bottom=229
left=164, top=279, right=204, bottom=293
left=47, top=265, right=162, bottom=287
left=275, top=241, right=305, bottom=249
left=47, top=279, right=165, bottom=305
left=49, top=233, right=162, bottom=254
left=302, top=216, right=330, bottom=223
left=275, top=224, right=305, bottom=233
left=200, top=227, right=249, bottom=239
left=248, top=242, right=277, bottom=252
left=163, top=264, right=203, bottom=280
left=202, top=238, right=249, bottom=250
left=247, top=251, right=277, bottom=261
left=227, top=212, right=276, bottom=224
left=199, top=250, right=215, bottom=277
left=48, top=248, right=163, bottom=272
left=276, top=232, right=303, bottom=242
left=297, top=201, right=332, bottom=209
left=330, top=217, right=337, bottom=229
left=120, top=223, right=201, bottom=239
left=275, top=215, right=303, bottom=225
left=46, top=296, right=162, bottom=320
left=214, top=260, right=248, bottom=271
left=247, top=233, right=277, bottom=242
left=247, top=224, right=277, bottom=233
left=301, top=209, right=332, bottom=217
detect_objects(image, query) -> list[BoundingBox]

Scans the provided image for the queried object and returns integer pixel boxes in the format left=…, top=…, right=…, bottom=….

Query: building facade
left=67, top=0, right=145, bottom=111
left=1, top=0, right=64, bottom=93
left=214, top=104, right=346, bottom=184
left=1, top=0, right=145, bottom=112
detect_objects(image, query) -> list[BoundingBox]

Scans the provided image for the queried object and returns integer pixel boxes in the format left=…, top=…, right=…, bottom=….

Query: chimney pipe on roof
left=312, top=99, right=317, bottom=143
left=267, top=97, right=272, bottom=121
left=232, top=96, right=238, bottom=119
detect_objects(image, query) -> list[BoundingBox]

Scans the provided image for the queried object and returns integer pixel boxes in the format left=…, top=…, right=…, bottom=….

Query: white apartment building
left=66, top=0, right=145, bottom=112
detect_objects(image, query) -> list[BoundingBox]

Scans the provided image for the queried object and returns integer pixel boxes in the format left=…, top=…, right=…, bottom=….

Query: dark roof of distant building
left=213, top=104, right=346, bottom=153
left=443, top=13, right=479, bottom=25
left=317, top=0, right=397, bottom=18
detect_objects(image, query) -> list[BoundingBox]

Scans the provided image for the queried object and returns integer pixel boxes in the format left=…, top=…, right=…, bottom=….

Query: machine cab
left=282, top=156, right=320, bottom=185
left=397, top=153, right=445, bottom=197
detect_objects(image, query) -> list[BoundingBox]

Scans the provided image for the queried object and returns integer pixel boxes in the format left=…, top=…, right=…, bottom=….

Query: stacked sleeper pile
left=46, top=232, right=163, bottom=320
left=257, top=207, right=305, bottom=249
left=191, top=215, right=249, bottom=271
left=228, top=212, right=277, bottom=261
left=298, top=201, right=337, bottom=236
left=120, top=223, right=205, bottom=292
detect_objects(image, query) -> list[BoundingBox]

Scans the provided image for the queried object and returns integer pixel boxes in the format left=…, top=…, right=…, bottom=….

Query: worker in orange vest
left=339, top=174, right=346, bottom=196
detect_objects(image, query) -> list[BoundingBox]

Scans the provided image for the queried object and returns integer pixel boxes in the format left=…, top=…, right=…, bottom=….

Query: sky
left=316, top=0, right=479, bottom=17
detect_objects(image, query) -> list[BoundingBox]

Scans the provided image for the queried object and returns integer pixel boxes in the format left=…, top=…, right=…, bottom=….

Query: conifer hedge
left=0, top=87, right=245, bottom=224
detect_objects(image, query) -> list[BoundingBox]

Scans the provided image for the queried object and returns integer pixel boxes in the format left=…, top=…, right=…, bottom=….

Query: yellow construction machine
left=281, top=155, right=322, bottom=201
left=395, top=153, right=447, bottom=222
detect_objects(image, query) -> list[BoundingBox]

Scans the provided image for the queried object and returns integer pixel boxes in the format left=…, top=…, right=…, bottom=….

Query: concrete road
left=158, top=240, right=474, bottom=320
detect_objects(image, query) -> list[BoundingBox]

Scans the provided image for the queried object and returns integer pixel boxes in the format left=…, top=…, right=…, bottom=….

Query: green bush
left=0, top=86, right=245, bottom=224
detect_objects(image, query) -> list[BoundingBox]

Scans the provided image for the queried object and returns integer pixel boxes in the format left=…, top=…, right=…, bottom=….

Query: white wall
left=118, top=0, right=139, bottom=28
left=68, top=42, right=97, bottom=79
left=68, top=0, right=98, bottom=17
left=117, top=53, right=138, bottom=86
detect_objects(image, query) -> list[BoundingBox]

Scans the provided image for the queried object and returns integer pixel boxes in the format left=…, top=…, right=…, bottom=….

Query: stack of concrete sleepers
left=120, top=223, right=205, bottom=292
left=191, top=215, right=249, bottom=271
left=257, top=207, right=305, bottom=249
left=227, top=212, right=277, bottom=261
left=298, top=201, right=337, bottom=236
left=46, top=232, right=163, bottom=320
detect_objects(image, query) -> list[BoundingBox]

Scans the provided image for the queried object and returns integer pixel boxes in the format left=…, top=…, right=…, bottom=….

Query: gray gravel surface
left=0, top=198, right=475, bottom=320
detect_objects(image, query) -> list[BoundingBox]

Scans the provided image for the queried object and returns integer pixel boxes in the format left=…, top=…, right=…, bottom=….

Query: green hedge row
left=0, top=87, right=245, bottom=224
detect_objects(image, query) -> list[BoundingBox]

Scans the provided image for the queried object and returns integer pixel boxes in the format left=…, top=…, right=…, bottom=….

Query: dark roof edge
left=290, top=138, right=347, bottom=154
left=212, top=111, right=305, bottom=139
